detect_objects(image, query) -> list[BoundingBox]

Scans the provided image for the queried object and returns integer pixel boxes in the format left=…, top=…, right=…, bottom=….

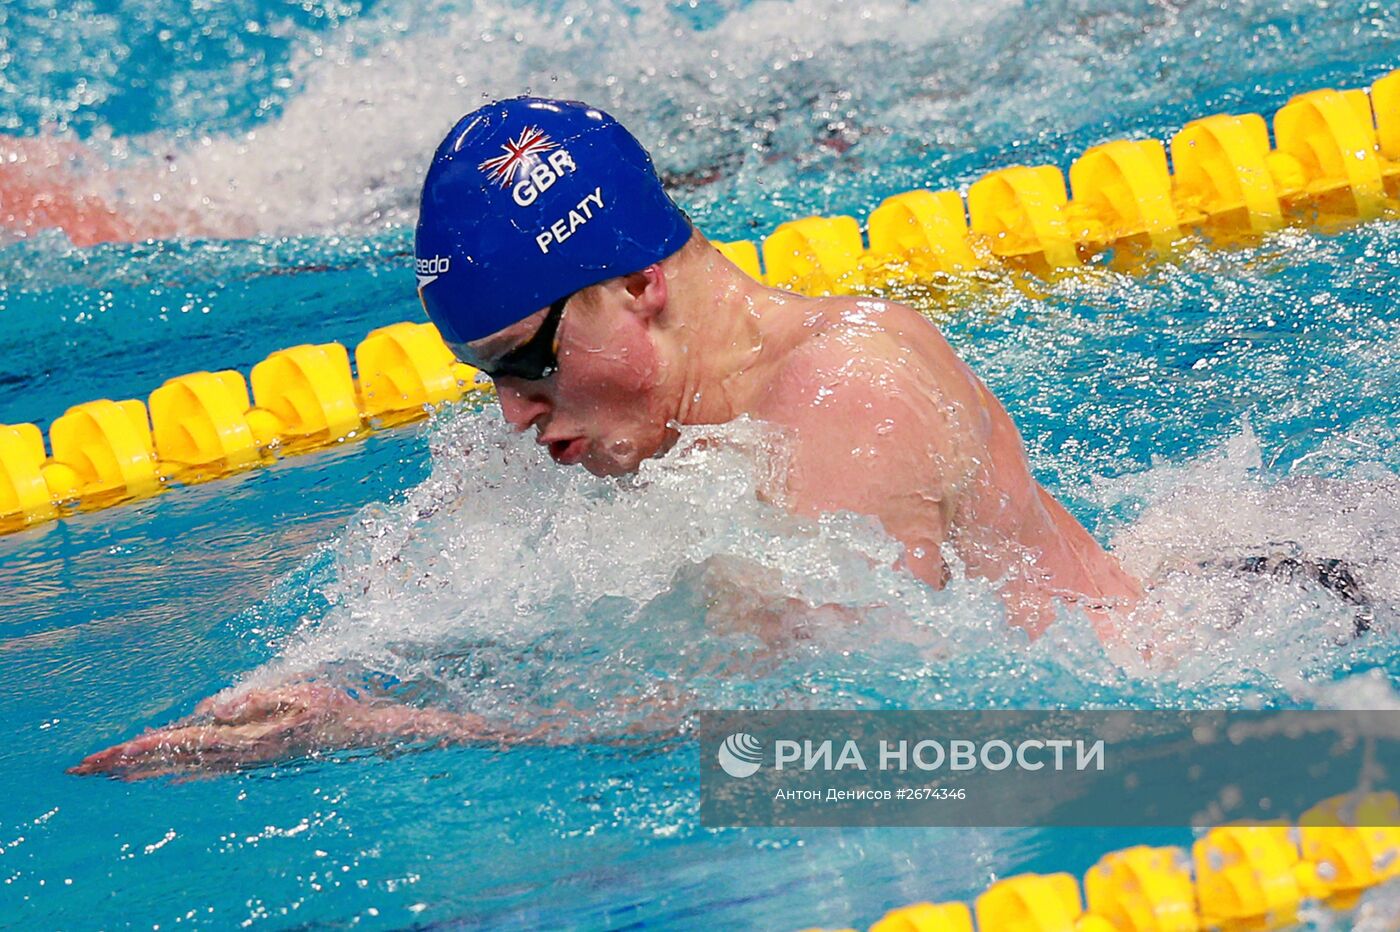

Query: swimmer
left=75, top=96, right=1145, bottom=779
left=0, top=136, right=140, bottom=246
left=411, top=97, right=1143, bottom=637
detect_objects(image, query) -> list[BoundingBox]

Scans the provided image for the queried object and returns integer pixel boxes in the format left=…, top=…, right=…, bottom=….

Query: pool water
left=2, top=0, right=1400, bottom=928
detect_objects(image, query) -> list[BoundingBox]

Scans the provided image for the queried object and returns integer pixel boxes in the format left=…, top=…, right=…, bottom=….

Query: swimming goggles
left=463, top=293, right=571, bottom=381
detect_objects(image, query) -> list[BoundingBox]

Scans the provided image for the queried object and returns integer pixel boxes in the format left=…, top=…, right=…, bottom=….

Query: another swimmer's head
left=414, top=97, right=692, bottom=358
left=415, top=97, right=698, bottom=476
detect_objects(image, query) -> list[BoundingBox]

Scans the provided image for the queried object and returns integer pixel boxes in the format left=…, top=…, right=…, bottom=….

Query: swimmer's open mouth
left=546, top=437, right=587, bottom=465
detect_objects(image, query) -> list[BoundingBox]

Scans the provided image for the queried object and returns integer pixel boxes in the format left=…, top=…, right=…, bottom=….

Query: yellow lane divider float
left=2, top=70, right=1399, bottom=533
left=0, top=323, right=489, bottom=532
left=733, top=73, right=1400, bottom=291
left=806, top=792, right=1400, bottom=932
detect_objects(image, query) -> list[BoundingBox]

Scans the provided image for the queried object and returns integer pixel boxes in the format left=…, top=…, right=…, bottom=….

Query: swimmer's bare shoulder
left=743, top=295, right=994, bottom=588
left=741, top=294, right=1140, bottom=637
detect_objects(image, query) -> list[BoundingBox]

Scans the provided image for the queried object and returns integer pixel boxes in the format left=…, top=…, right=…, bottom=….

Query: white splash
left=27, top=0, right=1377, bottom=241
left=244, top=409, right=1005, bottom=725
left=231, top=407, right=1400, bottom=729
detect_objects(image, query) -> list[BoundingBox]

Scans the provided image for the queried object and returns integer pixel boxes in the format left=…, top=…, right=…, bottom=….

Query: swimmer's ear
left=619, top=265, right=667, bottom=322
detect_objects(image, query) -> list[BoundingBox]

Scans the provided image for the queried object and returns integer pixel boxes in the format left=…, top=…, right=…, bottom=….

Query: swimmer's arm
left=691, top=553, right=865, bottom=644
left=69, top=682, right=675, bottom=781
left=68, top=683, right=507, bottom=780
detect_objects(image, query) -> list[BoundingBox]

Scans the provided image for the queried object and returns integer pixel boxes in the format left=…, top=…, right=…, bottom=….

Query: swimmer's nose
left=495, top=380, right=551, bottom=432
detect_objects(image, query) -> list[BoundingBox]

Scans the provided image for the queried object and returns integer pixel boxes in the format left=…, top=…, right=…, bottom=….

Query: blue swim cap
left=415, top=97, right=693, bottom=347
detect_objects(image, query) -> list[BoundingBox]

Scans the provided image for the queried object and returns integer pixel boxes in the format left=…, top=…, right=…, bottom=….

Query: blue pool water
left=2, top=0, right=1400, bottom=928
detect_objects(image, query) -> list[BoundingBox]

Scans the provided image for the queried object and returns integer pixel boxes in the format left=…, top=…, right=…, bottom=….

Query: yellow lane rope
left=805, top=791, right=1400, bottom=932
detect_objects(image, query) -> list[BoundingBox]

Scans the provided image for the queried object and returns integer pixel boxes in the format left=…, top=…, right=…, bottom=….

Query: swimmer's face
left=470, top=269, right=676, bottom=476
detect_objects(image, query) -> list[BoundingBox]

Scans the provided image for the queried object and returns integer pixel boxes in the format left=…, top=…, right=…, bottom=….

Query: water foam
left=221, top=405, right=1398, bottom=739
left=15, top=0, right=1395, bottom=243
left=137, top=0, right=1011, bottom=235
left=244, top=409, right=1008, bottom=731
left=1103, top=425, right=1399, bottom=692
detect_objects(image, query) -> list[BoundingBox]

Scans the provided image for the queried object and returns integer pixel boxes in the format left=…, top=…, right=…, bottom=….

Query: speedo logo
left=476, top=126, right=579, bottom=208
left=415, top=254, right=450, bottom=291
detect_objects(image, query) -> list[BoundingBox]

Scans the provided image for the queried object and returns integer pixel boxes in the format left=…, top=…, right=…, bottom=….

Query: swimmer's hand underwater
left=68, top=684, right=504, bottom=780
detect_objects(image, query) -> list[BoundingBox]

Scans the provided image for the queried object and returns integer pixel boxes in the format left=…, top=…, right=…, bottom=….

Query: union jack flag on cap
left=478, top=126, right=558, bottom=187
